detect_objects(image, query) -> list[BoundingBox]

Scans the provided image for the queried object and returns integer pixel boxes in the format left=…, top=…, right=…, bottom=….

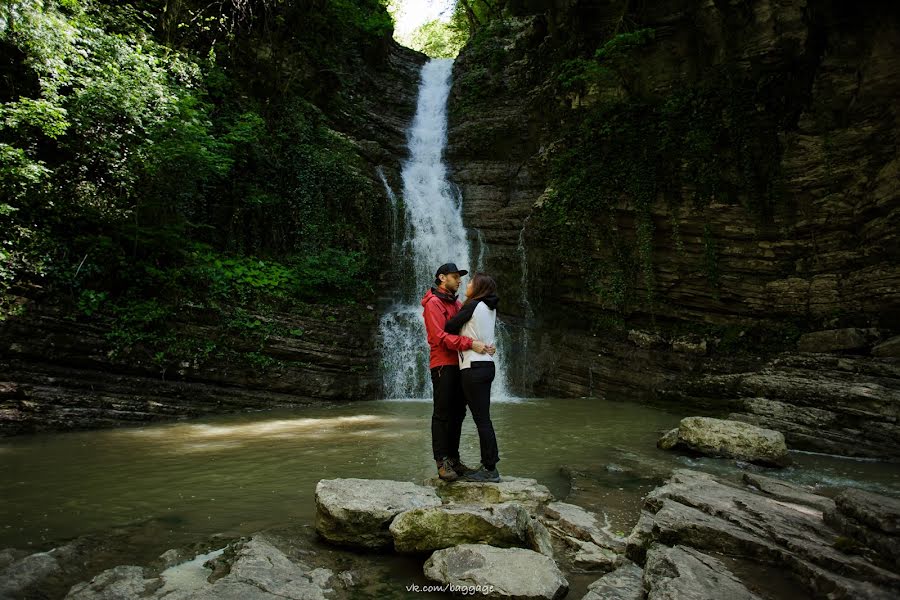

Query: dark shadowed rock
left=643, top=544, right=763, bottom=600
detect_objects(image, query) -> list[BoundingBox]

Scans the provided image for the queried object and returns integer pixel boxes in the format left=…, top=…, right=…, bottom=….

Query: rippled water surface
left=2, top=397, right=898, bottom=555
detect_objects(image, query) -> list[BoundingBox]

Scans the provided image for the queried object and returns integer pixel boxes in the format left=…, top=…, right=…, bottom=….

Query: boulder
left=0, top=551, right=62, bottom=599
left=423, top=544, right=568, bottom=600
left=427, top=476, right=553, bottom=511
left=389, top=502, right=530, bottom=553
left=672, top=417, right=790, bottom=467
left=581, top=562, right=643, bottom=600
left=643, top=544, right=763, bottom=600
left=315, top=479, right=441, bottom=549
left=65, top=566, right=154, bottom=600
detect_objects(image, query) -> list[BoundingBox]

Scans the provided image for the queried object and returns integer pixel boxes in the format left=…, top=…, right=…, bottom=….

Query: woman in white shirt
left=444, top=273, right=500, bottom=482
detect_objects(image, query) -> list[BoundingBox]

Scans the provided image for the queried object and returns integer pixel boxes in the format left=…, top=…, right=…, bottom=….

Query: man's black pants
left=461, top=361, right=499, bottom=470
left=430, top=364, right=466, bottom=462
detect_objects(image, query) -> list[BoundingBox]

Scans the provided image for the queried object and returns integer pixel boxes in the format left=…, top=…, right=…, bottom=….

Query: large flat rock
left=643, top=544, right=763, bottom=600
left=426, top=476, right=554, bottom=511
left=424, top=544, right=568, bottom=600
left=315, top=478, right=441, bottom=549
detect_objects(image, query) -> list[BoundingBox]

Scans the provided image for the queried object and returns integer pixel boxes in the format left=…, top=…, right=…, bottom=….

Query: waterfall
left=378, top=59, right=515, bottom=401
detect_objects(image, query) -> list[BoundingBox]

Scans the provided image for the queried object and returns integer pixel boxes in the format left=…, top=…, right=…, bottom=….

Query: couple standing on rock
left=421, top=262, right=501, bottom=484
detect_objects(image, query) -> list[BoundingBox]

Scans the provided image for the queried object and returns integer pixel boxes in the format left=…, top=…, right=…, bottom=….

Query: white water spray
left=378, top=59, right=514, bottom=401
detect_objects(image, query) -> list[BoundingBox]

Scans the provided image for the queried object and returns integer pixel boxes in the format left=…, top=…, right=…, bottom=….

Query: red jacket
left=421, top=287, right=473, bottom=368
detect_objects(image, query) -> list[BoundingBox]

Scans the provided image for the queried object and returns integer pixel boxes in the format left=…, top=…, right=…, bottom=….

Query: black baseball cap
left=435, top=263, right=469, bottom=278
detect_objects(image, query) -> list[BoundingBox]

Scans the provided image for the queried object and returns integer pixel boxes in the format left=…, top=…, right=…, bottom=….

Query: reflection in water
left=1, top=397, right=898, bottom=562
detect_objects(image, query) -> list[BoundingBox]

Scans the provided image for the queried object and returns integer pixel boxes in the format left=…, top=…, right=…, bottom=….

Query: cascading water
left=378, top=59, right=513, bottom=400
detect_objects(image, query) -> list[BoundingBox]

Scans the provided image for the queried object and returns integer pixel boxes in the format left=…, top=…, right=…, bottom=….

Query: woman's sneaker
left=437, top=458, right=459, bottom=482
left=461, top=466, right=500, bottom=483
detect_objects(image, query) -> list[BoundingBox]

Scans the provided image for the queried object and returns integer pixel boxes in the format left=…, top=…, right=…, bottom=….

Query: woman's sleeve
left=444, top=301, right=478, bottom=334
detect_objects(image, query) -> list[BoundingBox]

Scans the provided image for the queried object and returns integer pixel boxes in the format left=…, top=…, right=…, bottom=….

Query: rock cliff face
left=0, top=40, right=426, bottom=436
left=447, top=0, right=900, bottom=456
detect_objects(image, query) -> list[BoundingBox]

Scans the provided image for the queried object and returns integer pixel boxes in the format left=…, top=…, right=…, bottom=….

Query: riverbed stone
left=566, top=537, right=622, bottom=571
left=525, top=515, right=555, bottom=558
left=643, top=544, right=763, bottom=600
left=1, top=551, right=64, bottom=599
left=671, top=416, right=790, bottom=467
left=423, top=544, right=568, bottom=600
left=315, top=478, right=441, bottom=549
left=427, top=476, right=553, bottom=511
left=581, top=562, right=644, bottom=600
left=389, top=502, right=530, bottom=553
left=639, top=469, right=900, bottom=598
left=542, top=502, right=626, bottom=552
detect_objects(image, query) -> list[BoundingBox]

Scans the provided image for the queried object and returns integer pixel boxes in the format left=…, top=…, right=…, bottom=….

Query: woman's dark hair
left=464, top=272, right=497, bottom=306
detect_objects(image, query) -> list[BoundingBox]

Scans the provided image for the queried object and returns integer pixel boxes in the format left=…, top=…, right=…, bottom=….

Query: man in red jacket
left=422, top=263, right=494, bottom=481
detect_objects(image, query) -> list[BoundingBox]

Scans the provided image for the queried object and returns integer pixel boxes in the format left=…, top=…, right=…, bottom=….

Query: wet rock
left=315, top=479, right=441, bottom=549
left=656, top=428, right=679, bottom=450
left=669, top=417, right=790, bottom=467
left=640, top=469, right=900, bottom=599
left=832, top=488, right=900, bottom=535
left=65, top=565, right=155, bottom=600
left=643, top=544, right=763, bottom=600
left=0, top=550, right=63, bottom=599
left=566, top=537, right=621, bottom=571
left=798, top=328, right=878, bottom=353
left=542, top=502, right=626, bottom=553
left=872, top=335, right=900, bottom=358
left=389, top=502, right=530, bottom=553
left=741, top=472, right=835, bottom=513
left=824, top=489, right=900, bottom=569
left=67, top=537, right=334, bottom=600
left=427, top=476, right=554, bottom=511
left=423, top=544, right=568, bottom=600
left=581, top=561, right=643, bottom=600
left=525, top=515, right=555, bottom=558
left=624, top=511, right=656, bottom=565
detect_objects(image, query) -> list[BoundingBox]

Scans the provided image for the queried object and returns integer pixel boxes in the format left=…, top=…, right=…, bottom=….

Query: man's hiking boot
left=437, top=458, right=459, bottom=482
left=446, top=458, right=476, bottom=476
left=460, top=466, right=500, bottom=483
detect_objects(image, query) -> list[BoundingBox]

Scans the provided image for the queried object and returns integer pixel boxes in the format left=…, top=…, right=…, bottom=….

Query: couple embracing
left=421, top=262, right=501, bottom=484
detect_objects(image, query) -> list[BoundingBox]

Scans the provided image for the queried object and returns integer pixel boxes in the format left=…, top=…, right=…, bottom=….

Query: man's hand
left=471, top=341, right=497, bottom=355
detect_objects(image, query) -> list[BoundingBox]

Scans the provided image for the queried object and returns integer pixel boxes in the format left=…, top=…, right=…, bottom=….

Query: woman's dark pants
left=430, top=365, right=466, bottom=462
left=461, top=362, right=499, bottom=470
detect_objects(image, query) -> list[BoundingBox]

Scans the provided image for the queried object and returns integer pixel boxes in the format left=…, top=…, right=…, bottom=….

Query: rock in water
left=582, top=562, right=644, bottom=600
left=673, top=416, right=790, bottom=467
left=426, top=476, right=554, bottom=511
left=643, top=544, right=764, bottom=600
left=423, top=544, right=568, bottom=600
left=315, top=479, right=441, bottom=549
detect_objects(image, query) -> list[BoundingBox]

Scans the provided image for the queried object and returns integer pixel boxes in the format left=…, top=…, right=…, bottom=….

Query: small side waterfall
left=378, top=59, right=514, bottom=400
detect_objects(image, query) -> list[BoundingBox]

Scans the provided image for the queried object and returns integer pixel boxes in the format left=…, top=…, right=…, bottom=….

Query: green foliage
left=0, top=0, right=392, bottom=369
left=404, top=18, right=466, bottom=58
left=594, top=28, right=655, bottom=62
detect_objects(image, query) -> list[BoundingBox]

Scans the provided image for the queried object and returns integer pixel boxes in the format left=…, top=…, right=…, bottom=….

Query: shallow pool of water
left=2, top=397, right=898, bottom=557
